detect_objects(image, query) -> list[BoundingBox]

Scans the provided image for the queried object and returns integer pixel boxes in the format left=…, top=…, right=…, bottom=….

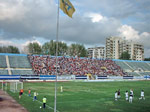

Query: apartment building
left=106, top=36, right=144, bottom=61
left=88, top=47, right=105, bottom=59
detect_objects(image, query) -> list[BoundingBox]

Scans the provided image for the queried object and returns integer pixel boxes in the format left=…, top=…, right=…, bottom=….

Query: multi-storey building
left=131, top=43, right=144, bottom=61
left=88, top=47, right=105, bottom=59
left=106, top=37, right=121, bottom=59
left=105, top=36, right=144, bottom=61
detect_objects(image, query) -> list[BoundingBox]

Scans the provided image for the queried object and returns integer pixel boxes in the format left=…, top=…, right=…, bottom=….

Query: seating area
left=28, top=55, right=125, bottom=76
left=0, top=55, right=7, bottom=68
left=115, top=61, right=132, bottom=71
left=127, top=72, right=141, bottom=76
left=0, top=54, right=33, bottom=75
left=0, top=70, right=8, bottom=75
left=114, top=60, right=150, bottom=72
left=11, top=70, right=33, bottom=75
left=126, top=62, right=150, bottom=71
left=1, top=53, right=150, bottom=77
left=9, top=56, right=31, bottom=68
left=139, top=72, right=150, bottom=76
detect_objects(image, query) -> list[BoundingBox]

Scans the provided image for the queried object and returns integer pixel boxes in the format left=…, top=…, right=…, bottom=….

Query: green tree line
left=0, top=46, right=20, bottom=53
left=26, top=40, right=88, bottom=57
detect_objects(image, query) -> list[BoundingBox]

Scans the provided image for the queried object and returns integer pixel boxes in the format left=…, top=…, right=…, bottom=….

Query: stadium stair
left=146, top=63, right=150, bottom=68
left=123, top=61, right=134, bottom=71
left=6, top=55, right=12, bottom=75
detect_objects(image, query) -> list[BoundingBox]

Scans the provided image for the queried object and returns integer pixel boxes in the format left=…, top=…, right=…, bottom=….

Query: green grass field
left=2, top=80, right=150, bottom=112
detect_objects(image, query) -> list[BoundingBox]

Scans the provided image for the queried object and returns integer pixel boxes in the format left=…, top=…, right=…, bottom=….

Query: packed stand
left=28, top=55, right=125, bottom=76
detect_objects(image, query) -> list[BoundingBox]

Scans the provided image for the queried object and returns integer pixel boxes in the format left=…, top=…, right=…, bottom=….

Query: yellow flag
left=60, top=0, right=75, bottom=18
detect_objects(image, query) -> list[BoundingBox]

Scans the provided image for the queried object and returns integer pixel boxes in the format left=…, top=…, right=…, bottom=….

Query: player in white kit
left=139, top=90, right=145, bottom=100
left=125, top=90, right=128, bottom=101
left=115, top=91, right=118, bottom=101
left=129, top=91, right=133, bottom=103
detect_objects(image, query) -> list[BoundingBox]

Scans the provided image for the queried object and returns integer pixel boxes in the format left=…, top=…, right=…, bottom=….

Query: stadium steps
left=6, top=55, right=12, bottom=75
left=123, top=61, right=134, bottom=71
left=146, top=63, right=150, bottom=68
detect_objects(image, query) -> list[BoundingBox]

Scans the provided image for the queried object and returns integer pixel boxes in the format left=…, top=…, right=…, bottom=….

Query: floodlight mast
left=54, top=0, right=60, bottom=112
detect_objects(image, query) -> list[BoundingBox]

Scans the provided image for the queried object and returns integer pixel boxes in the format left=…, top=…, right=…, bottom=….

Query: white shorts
left=129, top=96, right=132, bottom=100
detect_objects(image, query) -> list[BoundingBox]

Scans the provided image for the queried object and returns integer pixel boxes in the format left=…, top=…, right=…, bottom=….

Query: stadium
left=1, top=0, right=150, bottom=112
left=0, top=53, right=150, bottom=112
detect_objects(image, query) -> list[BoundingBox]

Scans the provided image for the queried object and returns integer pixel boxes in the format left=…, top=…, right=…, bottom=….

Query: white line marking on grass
left=24, top=93, right=60, bottom=112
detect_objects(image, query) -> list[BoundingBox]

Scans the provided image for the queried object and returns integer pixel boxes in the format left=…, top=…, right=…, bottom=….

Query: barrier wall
left=0, top=75, right=149, bottom=80
left=75, top=76, right=88, bottom=79
left=0, top=53, right=27, bottom=56
left=0, top=75, right=20, bottom=80
left=40, top=75, right=56, bottom=80
left=97, top=76, right=108, bottom=79
left=113, top=59, right=150, bottom=63
left=123, top=76, right=133, bottom=79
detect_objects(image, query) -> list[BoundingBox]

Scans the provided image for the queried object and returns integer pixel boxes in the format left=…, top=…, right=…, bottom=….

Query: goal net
left=10, top=81, right=23, bottom=93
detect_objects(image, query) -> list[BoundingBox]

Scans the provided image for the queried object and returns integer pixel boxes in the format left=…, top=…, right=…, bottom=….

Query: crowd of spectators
left=28, top=55, right=126, bottom=76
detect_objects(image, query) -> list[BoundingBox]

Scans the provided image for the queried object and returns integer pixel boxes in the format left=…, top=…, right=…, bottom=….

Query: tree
left=42, top=40, right=68, bottom=56
left=120, top=51, right=130, bottom=60
left=0, top=46, right=20, bottom=53
left=27, top=42, right=42, bottom=54
left=8, top=46, right=20, bottom=53
left=68, top=43, right=87, bottom=57
left=58, top=41, right=68, bottom=56
left=42, top=42, right=51, bottom=55
left=144, top=58, right=150, bottom=61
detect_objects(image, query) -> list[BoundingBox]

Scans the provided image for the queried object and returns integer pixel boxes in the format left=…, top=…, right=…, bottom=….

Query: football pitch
left=3, top=81, right=150, bottom=112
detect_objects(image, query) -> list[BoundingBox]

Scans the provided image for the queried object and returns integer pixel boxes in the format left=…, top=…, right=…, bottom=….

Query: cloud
left=0, top=0, right=27, bottom=20
left=0, top=37, right=42, bottom=53
left=0, top=0, right=57, bottom=39
left=76, top=0, right=138, bottom=18
left=0, top=40, right=15, bottom=46
left=0, top=0, right=150, bottom=57
left=118, top=25, right=150, bottom=57
left=0, top=39, right=24, bottom=52
left=58, top=15, right=121, bottom=45
left=22, top=38, right=42, bottom=47
left=139, top=32, right=150, bottom=48
left=0, top=0, right=122, bottom=45
left=118, top=25, right=140, bottom=40
left=84, top=12, right=106, bottom=23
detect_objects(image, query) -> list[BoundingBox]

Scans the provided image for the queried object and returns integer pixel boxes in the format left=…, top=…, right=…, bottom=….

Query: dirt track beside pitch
left=0, top=90, right=28, bottom=112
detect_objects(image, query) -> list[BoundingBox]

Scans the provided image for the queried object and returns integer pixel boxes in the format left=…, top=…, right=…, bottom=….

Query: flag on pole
left=60, top=0, right=75, bottom=18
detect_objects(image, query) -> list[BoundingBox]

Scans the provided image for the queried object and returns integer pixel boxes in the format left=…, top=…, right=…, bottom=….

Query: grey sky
left=0, top=0, right=150, bottom=57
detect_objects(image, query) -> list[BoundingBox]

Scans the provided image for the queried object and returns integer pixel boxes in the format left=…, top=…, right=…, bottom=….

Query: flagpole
left=54, top=0, right=60, bottom=112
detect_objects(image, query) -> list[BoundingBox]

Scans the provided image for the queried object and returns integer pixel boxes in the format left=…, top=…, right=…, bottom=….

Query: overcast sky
left=0, top=0, right=150, bottom=57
